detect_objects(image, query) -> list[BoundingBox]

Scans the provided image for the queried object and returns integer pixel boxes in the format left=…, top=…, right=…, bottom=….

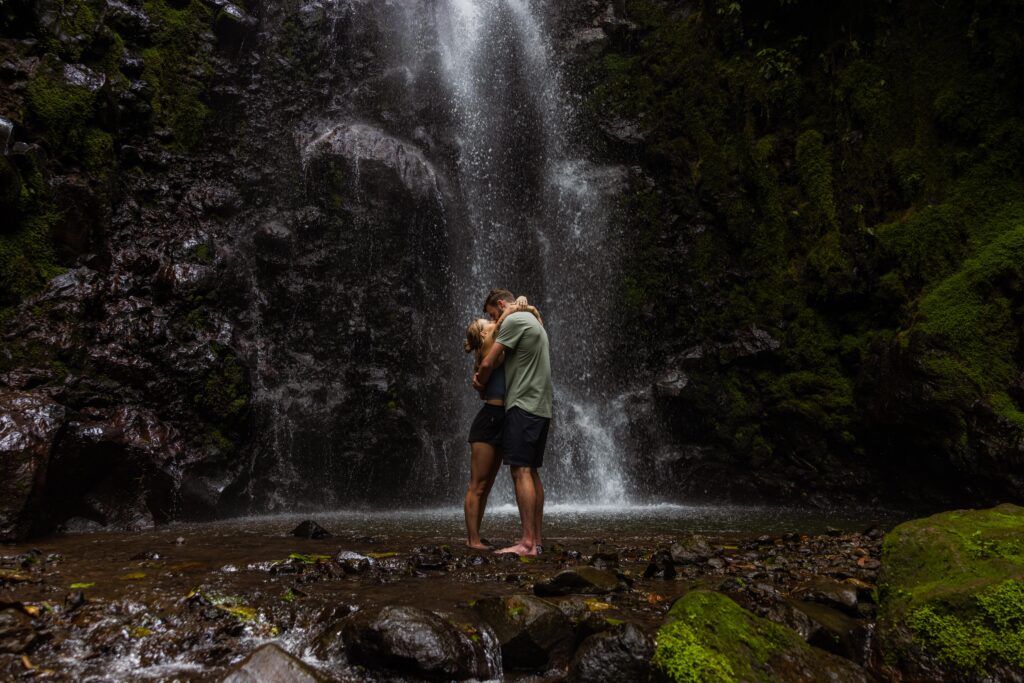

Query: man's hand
left=472, top=372, right=485, bottom=392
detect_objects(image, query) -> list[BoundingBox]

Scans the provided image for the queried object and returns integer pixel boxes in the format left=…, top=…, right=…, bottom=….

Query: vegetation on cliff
left=594, top=0, right=1024, bottom=501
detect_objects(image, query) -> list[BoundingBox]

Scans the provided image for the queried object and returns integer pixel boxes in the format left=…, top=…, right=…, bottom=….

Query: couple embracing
left=463, top=289, right=552, bottom=556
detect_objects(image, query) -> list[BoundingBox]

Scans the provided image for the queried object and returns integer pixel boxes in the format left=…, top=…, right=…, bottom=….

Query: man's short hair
left=483, top=288, right=515, bottom=311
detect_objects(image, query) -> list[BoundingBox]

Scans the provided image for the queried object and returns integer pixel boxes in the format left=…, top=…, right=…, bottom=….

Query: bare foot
left=466, top=541, right=491, bottom=550
left=494, top=543, right=538, bottom=556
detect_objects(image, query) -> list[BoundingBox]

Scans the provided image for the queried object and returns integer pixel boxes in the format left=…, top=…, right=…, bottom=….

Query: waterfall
left=422, top=0, right=632, bottom=504
left=246, top=0, right=633, bottom=511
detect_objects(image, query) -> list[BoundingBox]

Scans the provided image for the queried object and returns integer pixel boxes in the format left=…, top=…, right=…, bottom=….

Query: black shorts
left=468, top=404, right=504, bottom=445
left=501, top=406, right=550, bottom=468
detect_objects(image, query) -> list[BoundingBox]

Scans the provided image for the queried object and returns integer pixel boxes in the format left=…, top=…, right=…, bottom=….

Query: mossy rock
left=652, top=590, right=872, bottom=683
left=875, top=504, right=1024, bottom=681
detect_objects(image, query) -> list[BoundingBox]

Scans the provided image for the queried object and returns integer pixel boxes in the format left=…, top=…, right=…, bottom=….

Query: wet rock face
left=340, top=605, right=498, bottom=680
left=476, top=594, right=574, bottom=671
left=0, top=391, right=65, bottom=541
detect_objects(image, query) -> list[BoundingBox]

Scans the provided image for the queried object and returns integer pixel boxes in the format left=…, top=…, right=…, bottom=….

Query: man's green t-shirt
left=496, top=311, right=552, bottom=418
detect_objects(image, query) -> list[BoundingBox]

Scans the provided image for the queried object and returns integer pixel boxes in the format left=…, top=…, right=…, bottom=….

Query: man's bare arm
left=473, top=341, right=506, bottom=392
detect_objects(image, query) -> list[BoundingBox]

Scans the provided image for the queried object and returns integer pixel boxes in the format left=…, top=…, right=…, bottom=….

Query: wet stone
left=341, top=605, right=496, bottom=680
left=221, top=643, right=329, bottom=683
left=799, top=579, right=859, bottom=615
left=670, top=535, right=713, bottom=565
left=412, top=553, right=448, bottom=572
left=130, top=551, right=164, bottom=560
left=589, top=552, right=618, bottom=570
left=291, top=520, right=332, bottom=539
left=643, top=549, right=676, bottom=579
left=568, top=622, right=654, bottom=683
left=707, top=557, right=726, bottom=570
left=476, top=594, right=574, bottom=671
left=0, top=607, right=36, bottom=654
left=534, top=566, right=623, bottom=597
left=64, top=590, right=86, bottom=612
left=335, top=550, right=371, bottom=574
left=789, top=599, right=870, bottom=665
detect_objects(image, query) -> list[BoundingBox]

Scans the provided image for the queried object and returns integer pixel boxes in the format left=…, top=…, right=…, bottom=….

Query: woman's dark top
left=483, top=363, right=505, bottom=400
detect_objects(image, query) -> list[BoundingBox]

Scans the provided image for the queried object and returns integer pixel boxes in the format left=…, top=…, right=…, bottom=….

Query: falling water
left=255, top=0, right=633, bottom=510
left=422, top=0, right=632, bottom=503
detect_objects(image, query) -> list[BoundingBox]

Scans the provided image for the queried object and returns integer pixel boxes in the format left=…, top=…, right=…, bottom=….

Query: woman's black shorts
left=468, top=404, right=504, bottom=445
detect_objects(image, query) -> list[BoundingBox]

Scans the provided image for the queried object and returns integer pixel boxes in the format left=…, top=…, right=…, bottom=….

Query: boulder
left=786, top=599, right=869, bottom=665
left=221, top=643, right=328, bottom=683
left=653, top=591, right=873, bottom=682
left=0, top=391, right=65, bottom=541
left=534, top=566, right=624, bottom=597
left=670, top=536, right=714, bottom=565
left=291, top=520, right=332, bottom=539
left=567, top=622, right=653, bottom=683
left=341, top=605, right=496, bottom=680
left=476, top=594, right=574, bottom=671
left=589, top=552, right=618, bottom=570
left=643, top=549, right=676, bottom=579
left=874, top=504, right=1024, bottom=682
left=796, top=579, right=859, bottom=616
left=334, top=551, right=372, bottom=574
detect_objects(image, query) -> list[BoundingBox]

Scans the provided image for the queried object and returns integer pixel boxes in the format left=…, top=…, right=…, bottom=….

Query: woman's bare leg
left=465, top=442, right=500, bottom=549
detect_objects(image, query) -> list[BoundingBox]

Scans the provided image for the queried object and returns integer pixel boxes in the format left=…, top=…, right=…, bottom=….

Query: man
left=473, top=288, right=552, bottom=556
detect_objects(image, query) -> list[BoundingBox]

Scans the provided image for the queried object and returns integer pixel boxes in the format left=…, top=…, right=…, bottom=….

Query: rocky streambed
left=2, top=504, right=1023, bottom=682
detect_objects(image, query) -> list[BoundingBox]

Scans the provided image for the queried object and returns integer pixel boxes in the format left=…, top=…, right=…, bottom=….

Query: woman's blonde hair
left=464, top=318, right=491, bottom=353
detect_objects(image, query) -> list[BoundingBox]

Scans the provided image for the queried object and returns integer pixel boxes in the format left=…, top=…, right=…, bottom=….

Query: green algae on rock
left=876, top=504, right=1024, bottom=681
left=652, top=590, right=871, bottom=682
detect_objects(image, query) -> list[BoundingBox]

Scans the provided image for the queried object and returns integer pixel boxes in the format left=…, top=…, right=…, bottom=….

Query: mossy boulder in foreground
left=876, top=503, right=1024, bottom=681
left=652, top=590, right=872, bottom=682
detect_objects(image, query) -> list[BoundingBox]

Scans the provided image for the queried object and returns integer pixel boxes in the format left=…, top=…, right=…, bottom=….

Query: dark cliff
left=582, top=0, right=1024, bottom=507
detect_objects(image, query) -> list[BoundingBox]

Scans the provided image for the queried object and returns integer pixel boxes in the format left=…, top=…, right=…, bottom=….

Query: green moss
left=878, top=505, right=1024, bottom=676
left=906, top=579, right=1024, bottom=672
left=655, top=591, right=838, bottom=683
left=26, top=71, right=96, bottom=152
left=796, top=130, right=838, bottom=230
left=44, top=0, right=100, bottom=61
left=192, top=243, right=213, bottom=264
left=287, top=552, right=331, bottom=564
left=654, top=618, right=736, bottom=683
left=916, top=223, right=1024, bottom=394
left=142, top=0, right=214, bottom=149
left=82, top=128, right=114, bottom=175
left=195, top=345, right=249, bottom=422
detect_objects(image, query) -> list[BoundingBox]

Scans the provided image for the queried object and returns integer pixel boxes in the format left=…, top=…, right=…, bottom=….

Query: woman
left=463, top=297, right=542, bottom=549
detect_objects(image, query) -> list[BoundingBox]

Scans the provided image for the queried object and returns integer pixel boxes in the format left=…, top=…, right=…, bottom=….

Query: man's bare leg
left=531, top=469, right=544, bottom=550
left=496, top=466, right=539, bottom=555
left=465, top=442, right=500, bottom=549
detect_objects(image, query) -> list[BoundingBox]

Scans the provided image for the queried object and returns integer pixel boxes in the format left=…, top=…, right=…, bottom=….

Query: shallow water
left=203, top=502, right=907, bottom=539
left=0, top=504, right=910, bottom=682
